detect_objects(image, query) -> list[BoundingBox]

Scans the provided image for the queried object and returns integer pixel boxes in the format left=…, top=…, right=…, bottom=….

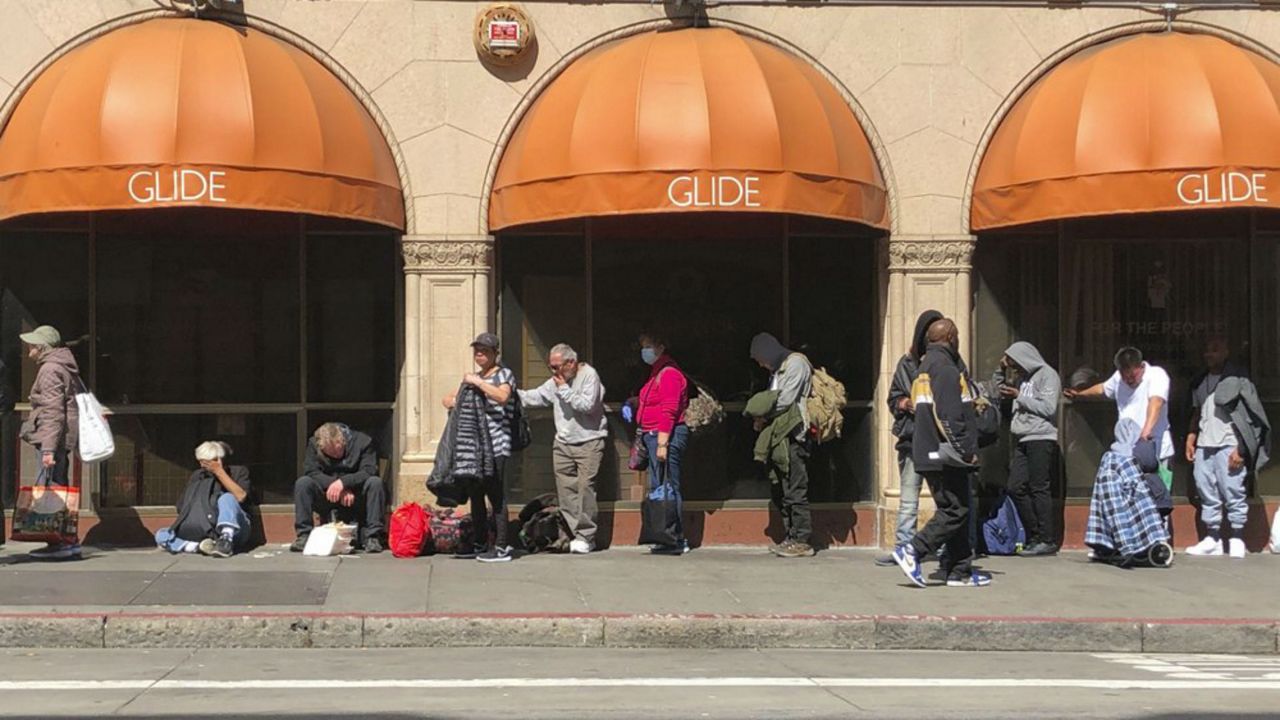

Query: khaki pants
left=552, top=438, right=604, bottom=545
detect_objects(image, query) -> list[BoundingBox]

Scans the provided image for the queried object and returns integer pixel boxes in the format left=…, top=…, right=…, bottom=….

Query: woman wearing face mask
left=634, top=332, right=690, bottom=555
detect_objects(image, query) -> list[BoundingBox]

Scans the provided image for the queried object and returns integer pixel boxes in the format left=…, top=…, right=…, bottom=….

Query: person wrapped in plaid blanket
left=1086, top=421, right=1170, bottom=560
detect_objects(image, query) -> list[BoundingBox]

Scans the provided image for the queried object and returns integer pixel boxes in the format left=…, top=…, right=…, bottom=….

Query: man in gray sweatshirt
left=517, top=343, right=607, bottom=554
left=997, top=341, right=1061, bottom=556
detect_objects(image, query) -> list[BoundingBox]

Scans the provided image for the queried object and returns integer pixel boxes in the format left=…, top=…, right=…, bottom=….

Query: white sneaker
left=569, top=539, right=592, bottom=555
left=1185, top=537, right=1223, bottom=556
left=1228, top=538, right=1246, bottom=559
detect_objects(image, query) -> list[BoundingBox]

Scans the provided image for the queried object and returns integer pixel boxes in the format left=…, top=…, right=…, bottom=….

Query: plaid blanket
left=1085, top=451, right=1170, bottom=557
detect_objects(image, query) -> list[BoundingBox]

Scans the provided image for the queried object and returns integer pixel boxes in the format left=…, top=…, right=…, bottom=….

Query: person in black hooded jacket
left=891, top=318, right=991, bottom=588
left=874, top=310, right=942, bottom=567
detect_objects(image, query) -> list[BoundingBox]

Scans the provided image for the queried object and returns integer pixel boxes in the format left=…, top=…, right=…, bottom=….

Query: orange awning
left=489, top=28, right=887, bottom=231
left=972, top=32, right=1280, bottom=231
left=0, top=18, right=404, bottom=230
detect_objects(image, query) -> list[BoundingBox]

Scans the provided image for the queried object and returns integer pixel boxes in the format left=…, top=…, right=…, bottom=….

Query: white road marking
left=1096, top=653, right=1280, bottom=681
left=0, top=677, right=1277, bottom=692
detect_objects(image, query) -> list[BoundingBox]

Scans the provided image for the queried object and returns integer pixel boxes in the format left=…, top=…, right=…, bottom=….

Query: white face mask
left=641, top=347, right=659, bottom=365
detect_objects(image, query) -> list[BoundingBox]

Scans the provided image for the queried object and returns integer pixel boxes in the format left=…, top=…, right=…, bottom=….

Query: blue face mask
left=641, top=347, right=659, bottom=365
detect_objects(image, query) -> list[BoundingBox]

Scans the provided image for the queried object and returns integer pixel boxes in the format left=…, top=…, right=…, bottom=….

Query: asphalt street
left=4, top=647, right=1280, bottom=719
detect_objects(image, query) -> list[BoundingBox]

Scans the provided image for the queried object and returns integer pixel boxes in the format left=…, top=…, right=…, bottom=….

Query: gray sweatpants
left=1194, top=446, right=1248, bottom=532
left=553, top=438, right=604, bottom=545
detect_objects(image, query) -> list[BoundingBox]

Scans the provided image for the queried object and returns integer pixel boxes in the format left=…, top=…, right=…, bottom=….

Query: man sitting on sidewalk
left=155, top=441, right=252, bottom=558
left=517, top=343, right=607, bottom=555
left=292, top=423, right=386, bottom=554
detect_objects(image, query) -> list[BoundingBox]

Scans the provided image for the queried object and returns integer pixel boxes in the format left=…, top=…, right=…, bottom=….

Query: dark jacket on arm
left=303, top=425, right=378, bottom=489
left=911, top=342, right=977, bottom=474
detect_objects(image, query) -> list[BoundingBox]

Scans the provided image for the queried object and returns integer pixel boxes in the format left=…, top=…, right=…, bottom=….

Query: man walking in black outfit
left=892, top=318, right=991, bottom=588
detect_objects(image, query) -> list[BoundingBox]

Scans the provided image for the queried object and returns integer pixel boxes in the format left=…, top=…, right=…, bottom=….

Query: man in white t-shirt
left=1066, top=347, right=1174, bottom=486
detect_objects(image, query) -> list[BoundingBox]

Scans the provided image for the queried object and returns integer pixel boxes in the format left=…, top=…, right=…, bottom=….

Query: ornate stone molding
left=401, top=235, right=494, bottom=272
left=888, top=235, right=976, bottom=272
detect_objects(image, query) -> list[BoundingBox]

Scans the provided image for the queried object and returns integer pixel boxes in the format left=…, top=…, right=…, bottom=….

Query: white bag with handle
left=75, top=379, right=114, bottom=462
left=303, top=521, right=357, bottom=556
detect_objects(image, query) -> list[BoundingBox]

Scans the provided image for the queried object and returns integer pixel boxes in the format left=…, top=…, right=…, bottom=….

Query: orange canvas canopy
left=0, top=18, right=404, bottom=229
left=972, top=32, right=1280, bottom=231
left=489, top=28, right=887, bottom=231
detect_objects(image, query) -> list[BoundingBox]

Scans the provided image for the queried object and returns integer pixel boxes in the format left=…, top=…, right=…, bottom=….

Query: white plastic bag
left=303, top=522, right=356, bottom=556
left=75, top=389, right=114, bottom=462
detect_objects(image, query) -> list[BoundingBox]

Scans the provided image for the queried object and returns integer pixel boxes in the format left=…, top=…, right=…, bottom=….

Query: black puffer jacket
left=427, top=384, right=496, bottom=506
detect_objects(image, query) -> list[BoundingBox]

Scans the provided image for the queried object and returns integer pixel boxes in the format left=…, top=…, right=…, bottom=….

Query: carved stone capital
left=401, top=235, right=494, bottom=273
left=888, top=235, right=976, bottom=272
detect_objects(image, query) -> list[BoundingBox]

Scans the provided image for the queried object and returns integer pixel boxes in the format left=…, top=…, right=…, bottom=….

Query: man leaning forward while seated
left=292, top=422, right=387, bottom=554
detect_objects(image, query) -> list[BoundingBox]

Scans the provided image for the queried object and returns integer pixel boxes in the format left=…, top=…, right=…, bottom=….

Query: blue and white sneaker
left=892, top=544, right=926, bottom=588
left=946, top=571, right=993, bottom=588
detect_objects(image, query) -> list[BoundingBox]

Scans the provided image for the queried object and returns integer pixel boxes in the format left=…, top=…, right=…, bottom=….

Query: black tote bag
left=638, top=463, right=680, bottom=546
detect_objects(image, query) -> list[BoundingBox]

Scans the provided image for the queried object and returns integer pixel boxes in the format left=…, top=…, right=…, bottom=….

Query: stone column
left=877, top=234, right=976, bottom=546
left=397, top=234, right=495, bottom=503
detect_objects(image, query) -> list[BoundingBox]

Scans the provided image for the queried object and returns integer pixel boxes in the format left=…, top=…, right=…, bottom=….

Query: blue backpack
left=982, top=493, right=1026, bottom=555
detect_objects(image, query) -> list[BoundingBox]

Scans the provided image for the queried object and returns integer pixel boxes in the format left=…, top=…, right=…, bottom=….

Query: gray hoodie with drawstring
left=1002, top=341, right=1060, bottom=444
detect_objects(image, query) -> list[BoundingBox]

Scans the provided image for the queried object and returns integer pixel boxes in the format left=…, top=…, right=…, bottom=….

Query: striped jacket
left=910, top=342, right=978, bottom=473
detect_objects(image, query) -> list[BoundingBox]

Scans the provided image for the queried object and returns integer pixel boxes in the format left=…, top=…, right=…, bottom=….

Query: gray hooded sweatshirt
left=1003, top=341, right=1060, bottom=444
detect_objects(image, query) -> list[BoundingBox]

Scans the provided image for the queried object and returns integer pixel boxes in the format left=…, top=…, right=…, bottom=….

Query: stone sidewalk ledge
left=0, top=612, right=1270, bottom=653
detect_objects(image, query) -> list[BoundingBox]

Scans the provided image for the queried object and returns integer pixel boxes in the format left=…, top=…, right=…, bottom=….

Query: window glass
left=788, top=235, right=878, bottom=400
left=307, top=233, right=397, bottom=402
left=96, top=210, right=300, bottom=404
left=499, top=215, right=881, bottom=504
left=590, top=215, right=785, bottom=403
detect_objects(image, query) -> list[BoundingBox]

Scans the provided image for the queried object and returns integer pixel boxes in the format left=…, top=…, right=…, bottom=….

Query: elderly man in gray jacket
left=518, top=343, right=607, bottom=554
left=997, top=341, right=1061, bottom=556
left=750, top=332, right=815, bottom=558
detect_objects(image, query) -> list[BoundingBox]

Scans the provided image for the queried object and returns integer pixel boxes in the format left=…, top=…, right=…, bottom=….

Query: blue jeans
left=643, top=424, right=689, bottom=539
left=894, top=454, right=922, bottom=546
left=155, top=493, right=251, bottom=553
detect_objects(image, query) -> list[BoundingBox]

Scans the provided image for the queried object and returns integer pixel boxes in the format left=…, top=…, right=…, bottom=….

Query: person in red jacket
left=632, top=332, right=690, bottom=555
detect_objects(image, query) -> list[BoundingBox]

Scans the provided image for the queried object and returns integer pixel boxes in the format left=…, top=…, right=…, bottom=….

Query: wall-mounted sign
left=1177, top=171, right=1267, bottom=206
left=667, top=175, right=762, bottom=208
left=474, top=4, right=535, bottom=66
left=128, top=169, right=227, bottom=204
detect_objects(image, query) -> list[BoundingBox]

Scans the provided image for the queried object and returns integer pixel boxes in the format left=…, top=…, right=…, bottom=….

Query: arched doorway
left=0, top=17, right=404, bottom=538
left=969, top=30, right=1280, bottom=546
left=488, top=26, right=889, bottom=545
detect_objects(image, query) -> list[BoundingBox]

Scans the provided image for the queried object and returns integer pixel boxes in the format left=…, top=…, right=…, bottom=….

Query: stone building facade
left=1, top=0, right=1277, bottom=546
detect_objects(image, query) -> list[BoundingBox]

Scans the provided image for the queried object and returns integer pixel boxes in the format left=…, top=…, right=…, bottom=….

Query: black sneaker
left=289, top=534, right=309, bottom=553
left=363, top=537, right=384, bottom=555
left=453, top=544, right=485, bottom=559
left=477, top=546, right=512, bottom=563
left=874, top=553, right=897, bottom=567
left=212, top=535, right=234, bottom=558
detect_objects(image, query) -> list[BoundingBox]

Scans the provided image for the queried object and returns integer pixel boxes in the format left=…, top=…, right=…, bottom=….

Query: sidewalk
left=0, top=540, right=1274, bottom=653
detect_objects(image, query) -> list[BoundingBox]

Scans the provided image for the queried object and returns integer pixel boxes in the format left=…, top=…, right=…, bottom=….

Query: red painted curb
left=0, top=611, right=1271, bottom=626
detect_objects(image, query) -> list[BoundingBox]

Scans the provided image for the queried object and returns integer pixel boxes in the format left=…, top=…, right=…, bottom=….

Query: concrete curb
left=0, top=613, right=1272, bottom=652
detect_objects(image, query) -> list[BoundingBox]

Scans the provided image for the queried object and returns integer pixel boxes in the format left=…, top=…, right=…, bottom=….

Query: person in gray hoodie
left=996, top=341, right=1061, bottom=556
left=749, top=332, right=815, bottom=558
